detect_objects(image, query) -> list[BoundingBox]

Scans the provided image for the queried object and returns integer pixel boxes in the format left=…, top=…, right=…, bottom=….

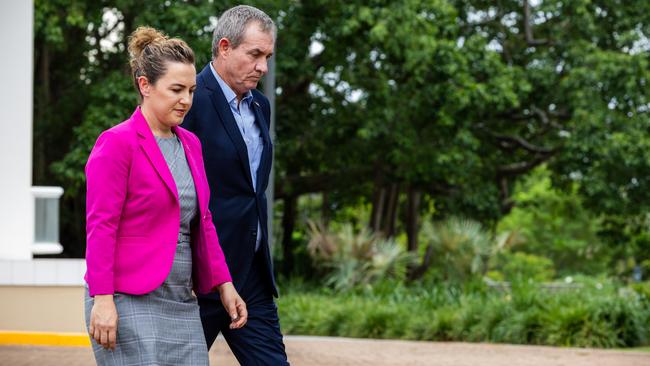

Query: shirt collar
left=209, top=62, right=253, bottom=107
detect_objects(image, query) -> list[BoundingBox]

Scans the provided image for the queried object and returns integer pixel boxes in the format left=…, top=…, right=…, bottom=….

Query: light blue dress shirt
left=210, top=63, right=264, bottom=251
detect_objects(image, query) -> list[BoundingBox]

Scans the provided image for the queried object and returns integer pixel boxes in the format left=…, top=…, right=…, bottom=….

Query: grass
left=619, top=347, right=650, bottom=352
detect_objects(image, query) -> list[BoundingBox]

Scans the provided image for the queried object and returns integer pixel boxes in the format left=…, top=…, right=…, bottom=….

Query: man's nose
left=256, top=58, right=268, bottom=75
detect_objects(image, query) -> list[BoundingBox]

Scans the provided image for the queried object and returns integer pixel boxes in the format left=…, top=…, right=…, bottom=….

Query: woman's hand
left=89, top=294, right=118, bottom=350
left=217, top=282, right=248, bottom=329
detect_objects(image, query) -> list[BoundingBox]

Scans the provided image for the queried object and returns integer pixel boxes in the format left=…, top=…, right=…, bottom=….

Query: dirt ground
left=1, top=336, right=648, bottom=366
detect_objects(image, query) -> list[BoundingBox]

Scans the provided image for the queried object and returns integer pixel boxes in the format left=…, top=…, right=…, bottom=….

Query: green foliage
left=34, top=0, right=650, bottom=283
left=415, top=216, right=556, bottom=284
left=491, top=251, right=556, bottom=283
left=278, top=279, right=650, bottom=348
left=306, top=222, right=415, bottom=290
left=51, top=71, right=136, bottom=195
left=35, top=0, right=277, bottom=255
left=498, top=166, right=608, bottom=275
left=600, top=214, right=650, bottom=278
left=631, top=282, right=650, bottom=300
left=419, top=217, right=493, bottom=282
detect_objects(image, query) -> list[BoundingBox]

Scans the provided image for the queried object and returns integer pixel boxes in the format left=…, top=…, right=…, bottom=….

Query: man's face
left=216, top=22, right=274, bottom=97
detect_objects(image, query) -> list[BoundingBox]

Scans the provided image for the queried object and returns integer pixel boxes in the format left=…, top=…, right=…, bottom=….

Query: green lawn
left=622, top=347, right=650, bottom=353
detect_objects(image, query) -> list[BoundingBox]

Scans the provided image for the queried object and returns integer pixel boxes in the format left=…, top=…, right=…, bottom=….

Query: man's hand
left=89, top=294, right=118, bottom=350
left=217, top=282, right=248, bottom=329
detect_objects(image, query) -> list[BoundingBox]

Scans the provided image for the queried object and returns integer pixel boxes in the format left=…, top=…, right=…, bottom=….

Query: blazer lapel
left=200, top=66, right=254, bottom=191
left=132, top=108, right=178, bottom=199
left=174, top=128, right=207, bottom=215
left=251, top=99, right=272, bottom=193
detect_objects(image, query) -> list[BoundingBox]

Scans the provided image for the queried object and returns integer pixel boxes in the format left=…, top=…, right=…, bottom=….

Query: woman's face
left=139, top=61, right=196, bottom=130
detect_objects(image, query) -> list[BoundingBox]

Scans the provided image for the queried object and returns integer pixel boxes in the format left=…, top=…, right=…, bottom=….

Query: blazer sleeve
left=202, top=208, right=233, bottom=292
left=85, top=130, right=131, bottom=296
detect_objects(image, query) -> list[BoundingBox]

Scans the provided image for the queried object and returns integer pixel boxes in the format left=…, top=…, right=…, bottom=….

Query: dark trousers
left=199, top=250, right=289, bottom=365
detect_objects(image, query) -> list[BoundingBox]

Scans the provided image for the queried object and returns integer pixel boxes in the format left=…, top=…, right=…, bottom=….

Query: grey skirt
left=85, top=236, right=209, bottom=366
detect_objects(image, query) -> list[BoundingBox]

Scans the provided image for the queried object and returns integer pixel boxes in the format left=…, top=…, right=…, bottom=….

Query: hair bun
left=128, top=26, right=167, bottom=59
left=126, top=26, right=195, bottom=99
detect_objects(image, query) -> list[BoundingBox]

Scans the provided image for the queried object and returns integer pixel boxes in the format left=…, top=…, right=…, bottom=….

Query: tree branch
left=493, top=133, right=555, bottom=154
left=497, top=154, right=553, bottom=176
left=499, top=176, right=514, bottom=214
left=274, top=167, right=372, bottom=199
left=407, top=243, right=435, bottom=281
left=523, top=0, right=549, bottom=46
left=282, top=51, right=327, bottom=98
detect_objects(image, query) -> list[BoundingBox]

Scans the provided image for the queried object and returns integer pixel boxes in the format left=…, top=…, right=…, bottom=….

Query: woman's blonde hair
left=127, top=26, right=195, bottom=97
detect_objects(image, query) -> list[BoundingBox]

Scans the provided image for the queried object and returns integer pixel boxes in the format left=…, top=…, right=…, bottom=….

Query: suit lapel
left=132, top=107, right=178, bottom=199
left=200, top=66, right=254, bottom=191
left=252, top=99, right=270, bottom=145
left=251, top=99, right=272, bottom=193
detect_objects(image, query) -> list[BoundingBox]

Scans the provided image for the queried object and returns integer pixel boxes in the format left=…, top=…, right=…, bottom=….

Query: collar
left=209, top=62, right=253, bottom=107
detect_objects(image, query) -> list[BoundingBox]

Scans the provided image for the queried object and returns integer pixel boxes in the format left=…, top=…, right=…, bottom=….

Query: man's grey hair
left=212, top=5, right=276, bottom=58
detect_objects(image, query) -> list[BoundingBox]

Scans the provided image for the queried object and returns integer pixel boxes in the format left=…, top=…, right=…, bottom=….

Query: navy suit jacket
left=182, top=64, right=277, bottom=297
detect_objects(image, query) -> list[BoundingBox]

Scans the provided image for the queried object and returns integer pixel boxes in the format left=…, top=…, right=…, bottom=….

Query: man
left=182, top=5, right=289, bottom=365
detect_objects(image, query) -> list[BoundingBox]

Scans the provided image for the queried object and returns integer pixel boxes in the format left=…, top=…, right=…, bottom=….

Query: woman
left=84, top=27, right=247, bottom=365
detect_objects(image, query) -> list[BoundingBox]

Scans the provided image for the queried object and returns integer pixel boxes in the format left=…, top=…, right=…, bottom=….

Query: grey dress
left=85, top=134, right=208, bottom=366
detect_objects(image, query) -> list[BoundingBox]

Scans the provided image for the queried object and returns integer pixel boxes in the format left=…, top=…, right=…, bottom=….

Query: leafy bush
left=418, top=217, right=493, bottom=282
left=417, top=217, right=556, bottom=284
left=306, top=221, right=414, bottom=290
left=489, top=251, right=556, bottom=283
left=631, top=281, right=650, bottom=300
left=497, top=166, right=608, bottom=275
left=277, top=279, right=650, bottom=348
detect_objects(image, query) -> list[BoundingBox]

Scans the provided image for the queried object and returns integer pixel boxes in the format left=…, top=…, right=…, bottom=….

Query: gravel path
left=1, top=336, right=648, bottom=365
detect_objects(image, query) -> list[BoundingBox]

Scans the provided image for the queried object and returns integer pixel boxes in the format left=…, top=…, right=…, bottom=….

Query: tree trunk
left=321, top=191, right=330, bottom=228
left=34, top=43, right=50, bottom=184
left=408, top=243, right=435, bottom=281
left=281, top=195, right=298, bottom=276
left=405, top=186, right=421, bottom=253
left=382, top=183, right=399, bottom=237
left=370, top=172, right=386, bottom=232
left=498, top=176, right=514, bottom=214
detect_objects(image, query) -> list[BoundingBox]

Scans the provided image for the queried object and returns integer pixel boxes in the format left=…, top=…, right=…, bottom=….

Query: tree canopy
left=35, top=0, right=650, bottom=278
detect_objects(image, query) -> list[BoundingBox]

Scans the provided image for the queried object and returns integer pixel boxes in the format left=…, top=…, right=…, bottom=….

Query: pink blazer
left=84, top=107, right=232, bottom=297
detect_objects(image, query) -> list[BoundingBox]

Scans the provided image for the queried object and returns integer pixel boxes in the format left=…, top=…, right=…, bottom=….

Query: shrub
left=494, top=251, right=556, bottom=283
left=277, top=280, right=650, bottom=348
left=306, top=221, right=414, bottom=290
left=419, top=217, right=493, bottom=282
left=631, top=281, right=650, bottom=300
left=496, top=166, right=608, bottom=275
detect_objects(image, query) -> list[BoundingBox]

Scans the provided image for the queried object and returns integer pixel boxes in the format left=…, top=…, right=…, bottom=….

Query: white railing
left=31, top=186, right=64, bottom=255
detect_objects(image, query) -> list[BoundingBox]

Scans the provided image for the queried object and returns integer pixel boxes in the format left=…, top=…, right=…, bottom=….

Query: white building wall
left=0, top=1, right=34, bottom=260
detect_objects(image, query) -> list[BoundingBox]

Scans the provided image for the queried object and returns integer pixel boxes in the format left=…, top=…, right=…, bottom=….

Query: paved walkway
left=1, top=336, right=648, bottom=366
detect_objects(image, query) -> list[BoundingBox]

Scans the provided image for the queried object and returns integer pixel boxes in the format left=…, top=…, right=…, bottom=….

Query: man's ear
left=137, top=76, right=151, bottom=97
left=218, top=38, right=231, bottom=57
